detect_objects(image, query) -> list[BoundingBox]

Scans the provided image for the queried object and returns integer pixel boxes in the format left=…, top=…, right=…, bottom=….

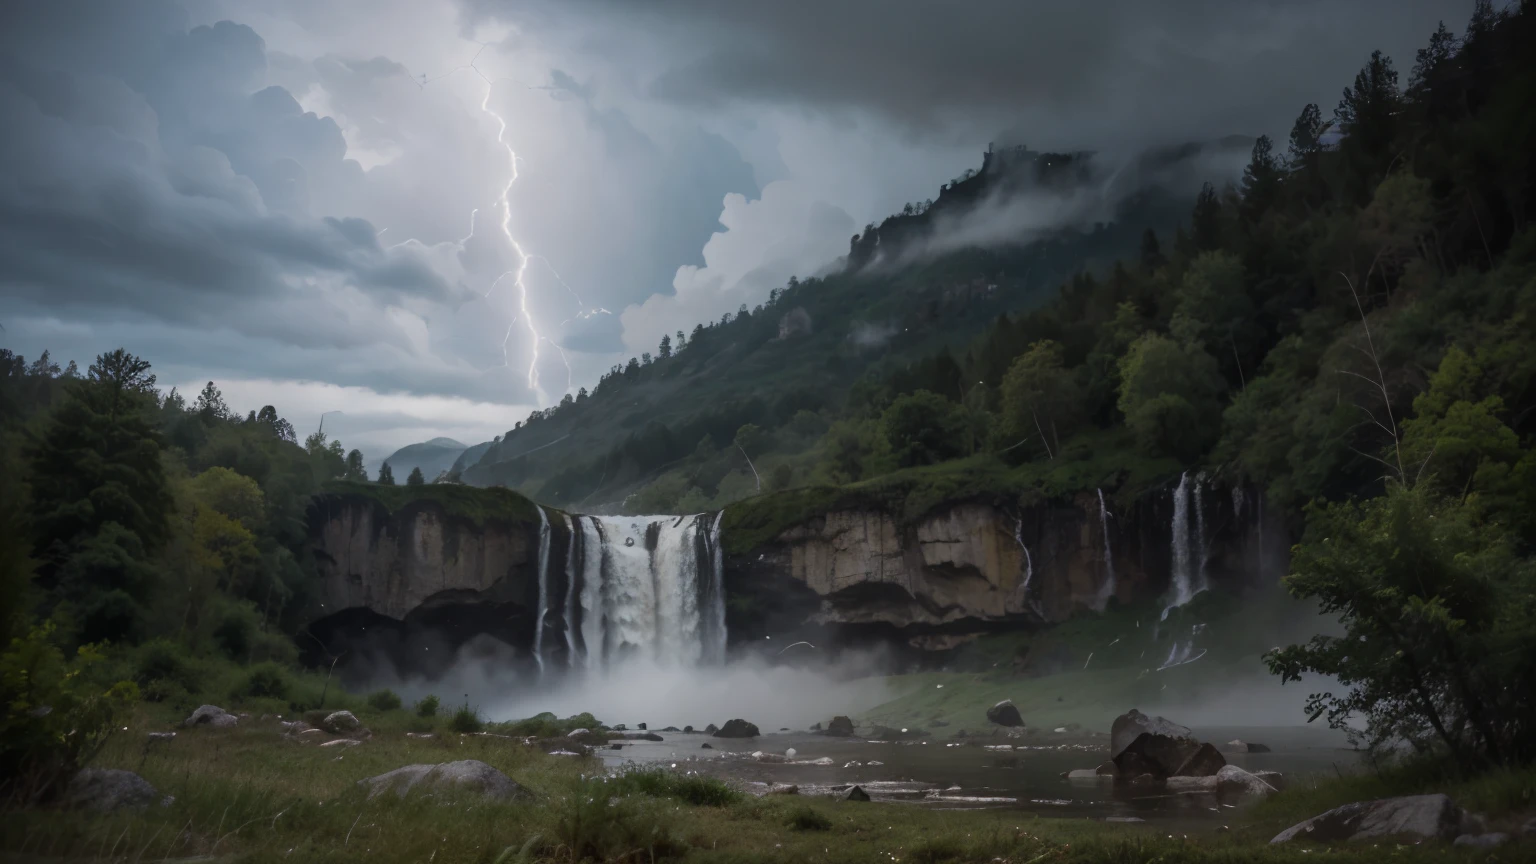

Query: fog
left=355, top=636, right=898, bottom=730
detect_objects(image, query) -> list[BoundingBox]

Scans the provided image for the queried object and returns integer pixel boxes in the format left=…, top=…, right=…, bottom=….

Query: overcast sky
left=0, top=0, right=1469, bottom=462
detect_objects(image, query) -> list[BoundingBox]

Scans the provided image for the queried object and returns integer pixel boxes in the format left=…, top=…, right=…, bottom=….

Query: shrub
left=134, top=638, right=199, bottom=692
left=449, top=704, right=483, bottom=734
left=554, top=774, right=682, bottom=862
left=607, top=766, right=739, bottom=807
left=236, top=661, right=290, bottom=703
left=0, top=623, right=139, bottom=804
left=416, top=694, right=440, bottom=717
left=785, top=805, right=832, bottom=831
left=367, top=689, right=402, bottom=712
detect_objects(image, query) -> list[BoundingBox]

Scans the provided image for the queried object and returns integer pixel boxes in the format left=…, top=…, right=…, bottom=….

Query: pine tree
left=658, top=334, right=672, bottom=359
left=1191, top=183, right=1223, bottom=252
left=406, top=466, right=425, bottom=486
left=1286, top=103, right=1323, bottom=167
left=1139, top=228, right=1165, bottom=272
left=1335, top=50, right=1402, bottom=203
left=343, top=449, right=368, bottom=482
left=1240, top=135, right=1281, bottom=225
left=378, top=462, right=396, bottom=485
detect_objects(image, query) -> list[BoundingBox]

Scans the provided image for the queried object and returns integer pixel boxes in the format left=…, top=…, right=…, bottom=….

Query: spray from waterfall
left=533, top=506, right=551, bottom=675
left=1094, top=489, right=1116, bottom=611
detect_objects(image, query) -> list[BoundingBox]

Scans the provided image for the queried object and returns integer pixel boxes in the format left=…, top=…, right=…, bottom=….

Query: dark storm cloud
left=0, top=1, right=473, bottom=355
left=466, top=0, right=1469, bottom=146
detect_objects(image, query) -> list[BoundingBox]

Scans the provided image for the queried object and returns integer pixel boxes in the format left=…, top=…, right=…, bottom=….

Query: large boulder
left=358, top=760, right=525, bottom=800
left=1110, top=709, right=1199, bottom=779
left=1271, top=794, right=1477, bottom=844
left=986, top=700, right=1024, bottom=727
left=323, top=711, right=362, bottom=733
left=824, top=716, right=856, bottom=737
left=713, top=719, right=760, bottom=738
left=1215, top=765, right=1278, bottom=800
left=184, top=705, right=237, bottom=728
left=1173, top=743, right=1226, bottom=777
left=61, top=769, right=163, bottom=811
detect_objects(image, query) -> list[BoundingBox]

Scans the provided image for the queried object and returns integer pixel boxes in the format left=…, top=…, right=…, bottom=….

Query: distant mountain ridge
left=382, top=438, right=467, bottom=482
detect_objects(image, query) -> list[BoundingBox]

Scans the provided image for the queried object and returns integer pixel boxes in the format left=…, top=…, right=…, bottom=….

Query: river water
left=598, top=725, right=1357, bottom=823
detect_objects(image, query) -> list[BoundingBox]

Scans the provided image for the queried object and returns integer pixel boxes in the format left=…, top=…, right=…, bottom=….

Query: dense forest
left=3, top=0, right=1535, bottom=807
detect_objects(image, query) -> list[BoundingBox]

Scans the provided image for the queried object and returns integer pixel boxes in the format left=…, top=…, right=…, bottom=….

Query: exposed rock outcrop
left=1271, top=794, right=1478, bottom=844
left=714, top=719, right=760, bottom=738
left=986, top=700, right=1024, bottom=727
left=823, top=716, right=855, bottom=737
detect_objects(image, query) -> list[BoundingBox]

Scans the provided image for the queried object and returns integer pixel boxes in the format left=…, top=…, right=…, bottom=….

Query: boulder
left=1110, top=709, right=1192, bottom=762
left=714, top=719, right=760, bottom=738
left=683, top=726, right=695, bottom=733
left=62, top=769, right=161, bottom=812
left=1065, top=769, right=1104, bottom=780
left=1115, top=732, right=1200, bottom=779
left=843, top=785, right=870, bottom=802
left=986, top=700, right=1024, bottom=728
left=824, top=716, right=855, bottom=737
left=323, top=711, right=362, bottom=734
left=768, top=784, right=799, bottom=795
left=1453, top=833, right=1509, bottom=848
left=1167, top=776, right=1219, bottom=792
left=146, top=732, right=176, bottom=742
left=358, top=760, right=525, bottom=800
left=809, top=722, right=822, bottom=731
left=1173, top=743, right=1226, bottom=777
left=184, top=705, right=237, bottom=728
left=1095, top=761, right=1118, bottom=777
left=700, top=743, right=713, bottom=749
left=1224, top=739, right=1272, bottom=754
left=623, top=732, right=663, bottom=741
left=637, top=723, right=647, bottom=730
left=1271, top=794, right=1476, bottom=844
left=1254, top=770, right=1286, bottom=790
left=704, top=723, right=719, bottom=735
left=1215, top=765, right=1277, bottom=800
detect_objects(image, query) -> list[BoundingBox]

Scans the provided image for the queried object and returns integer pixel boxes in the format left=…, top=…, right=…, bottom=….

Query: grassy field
left=4, top=699, right=1531, bottom=863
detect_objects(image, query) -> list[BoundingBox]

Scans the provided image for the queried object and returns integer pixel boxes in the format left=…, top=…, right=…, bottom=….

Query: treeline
left=0, top=350, right=383, bottom=798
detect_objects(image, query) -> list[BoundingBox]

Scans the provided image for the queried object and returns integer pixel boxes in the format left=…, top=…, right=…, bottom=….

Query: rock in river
left=1110, top=709, right=1200, bottom=778
left=714, top=719, right=760, bottom=738
left=986, top=700, right=1024, bottom=727
left=1173, top=743, right=1227, bottom=777
left=1215, top=765, right=1277, bottom=800
left=824, top=716, right=856, bottom=737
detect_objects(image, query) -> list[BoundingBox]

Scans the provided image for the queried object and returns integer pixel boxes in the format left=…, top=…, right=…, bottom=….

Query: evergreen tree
left=1286, top=103, right=1323, bottom=167
left=343, top=449, right=368, bottom=482
left=1335, top=50, right=1402, bottom=203
left=406, top=466, right=425, bottom=486
left=27, top=350, right=173, bottom=643
left=194, top=381, right=230, bottom=423
left=658, top=334, right=672, bottom=359
left=1239, top=135, right=1281, bottom=224
left=1191, top=183, right=1223, bottom=252
left=1139, top=228, right=1164, bottom=273
left=377, top=462, right=396, bottom=485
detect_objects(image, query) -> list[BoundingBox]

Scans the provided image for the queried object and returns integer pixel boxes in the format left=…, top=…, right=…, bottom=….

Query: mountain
left=382, top=437, right=467, bottom=483
left=459, top=137, right=1252, bottom=509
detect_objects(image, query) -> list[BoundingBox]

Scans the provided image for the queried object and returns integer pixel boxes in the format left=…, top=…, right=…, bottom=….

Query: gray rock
left=1173, top=743, right=1227, bottom=777
left=1453, top=833, right=1510, bottom=848
left=1271, top=794, right=1475, bottom=844
left=700, top=743, right=713, bottom=749
left=1254, top=770, right=1287, bottom=790
left=358, top=760, right=525, bottom=800
left=683, top=726, right=694, bottom=733
left=323, top=710, right=361, bottom=733
left=623, top=732, right=663, bottom=741
left=1215, top=765, right=1278, bottom=800
left=714, top=719, right=760, bottom=738
left=824, top=716, right=855, bottom=737
left=62, top=769, right=160, bottom=811
left=752, top=751, right=788, bottom=763
left=1095, top=761, right=1118, bottom=776
left=1065, top=769, right=1106, bottom=780
left=843, top=785, right=870, bottom=802
left=1110, top=709, right=1191, bottom=761
left=184, top=705, right=237, bottom=728
left=704, top=723, right=719, bottom=735
left=1167, top=776, right=1218, bottom=792
left=986, top=700, right=1024, bottom=728
left=767, top=783, right=799, bottom=795
left=146, top=732, right=176, bottom=742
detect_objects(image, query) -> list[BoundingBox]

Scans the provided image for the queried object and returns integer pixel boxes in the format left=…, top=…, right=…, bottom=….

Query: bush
left=416, top=694, right=440, bottom=717
left=786, top=805, right=832, bottom=831
left=0, top=623, right=140, bottom=803
left=554, top=774, right=682, bottom=862
left=134, top=639, right=200, bottom=694
left=367, top=689, right=402, bottom=712
left=449, top=704, right=483, bottom=734
left=607, top=766, right=739, bottom=807
left=235, top=661, right=290, bottom=703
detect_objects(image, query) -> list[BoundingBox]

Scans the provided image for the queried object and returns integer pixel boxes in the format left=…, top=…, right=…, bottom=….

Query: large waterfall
left=532, top=510, right=727, bottom=670
left=1162, top=472, right=1208, bottom=619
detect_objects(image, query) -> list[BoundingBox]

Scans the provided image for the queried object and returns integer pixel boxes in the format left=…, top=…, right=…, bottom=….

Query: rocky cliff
left=720, top=477, right=1288, bottom=653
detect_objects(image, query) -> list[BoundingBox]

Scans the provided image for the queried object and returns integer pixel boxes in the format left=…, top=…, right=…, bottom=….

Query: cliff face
left=306, top=494, right=541, bottom=622
left=721, top=480, right=1288, bottom=651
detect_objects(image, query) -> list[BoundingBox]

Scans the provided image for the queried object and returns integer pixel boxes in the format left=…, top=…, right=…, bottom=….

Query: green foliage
left=406, top=466, right=425, bottom=486
left=318, top=480, right=541, bottom=527
left=998, top=340, right=1083, bottom=459
left=416, top=694, right=440, bottom=717
left=785, top=805, right=832, bottom=831
left=449, top=703, right=484, bottom=734
left=367, top=689, right=402, bottom=712
left=497, top=711, right=598, bottom=738
left=1116, top=334, right=1224, bottom=460
left=604, top=765, right=740, bottom=807
left=236, top=661, right=292, bottom=703
left=0, top=622, right=139, bottom=803
left=1267, top=484, right=1536, bottom=765
left=881, top=390, right=968, bottom=468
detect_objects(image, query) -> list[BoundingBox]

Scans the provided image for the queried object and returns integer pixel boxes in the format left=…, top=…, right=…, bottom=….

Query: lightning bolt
left=398, top=42, right=614, bottom=405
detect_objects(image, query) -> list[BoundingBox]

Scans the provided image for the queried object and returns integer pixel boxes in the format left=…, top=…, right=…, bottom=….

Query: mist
left=352, top=637, right=899, bottom=731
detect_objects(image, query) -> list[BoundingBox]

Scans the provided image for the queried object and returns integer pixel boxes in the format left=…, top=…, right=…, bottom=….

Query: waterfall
left=1013, top=516, right=1034, bottom=597
left=532, top=506, right=551, bottom=674
left=539, top=511, right=724, bottom=670
left=1094, top=489, right=1116, bottom=610
left=1164, top=472, right=1193, bottom=620
left=561, top=513, right=578, bottom=667
left=1193, top=473, right=1209, bottom=597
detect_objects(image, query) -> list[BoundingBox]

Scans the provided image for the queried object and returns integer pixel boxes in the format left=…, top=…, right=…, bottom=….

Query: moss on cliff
left=721, top=431, right=1180, bottom=555
left=318, top=480, right=545, bottom=527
